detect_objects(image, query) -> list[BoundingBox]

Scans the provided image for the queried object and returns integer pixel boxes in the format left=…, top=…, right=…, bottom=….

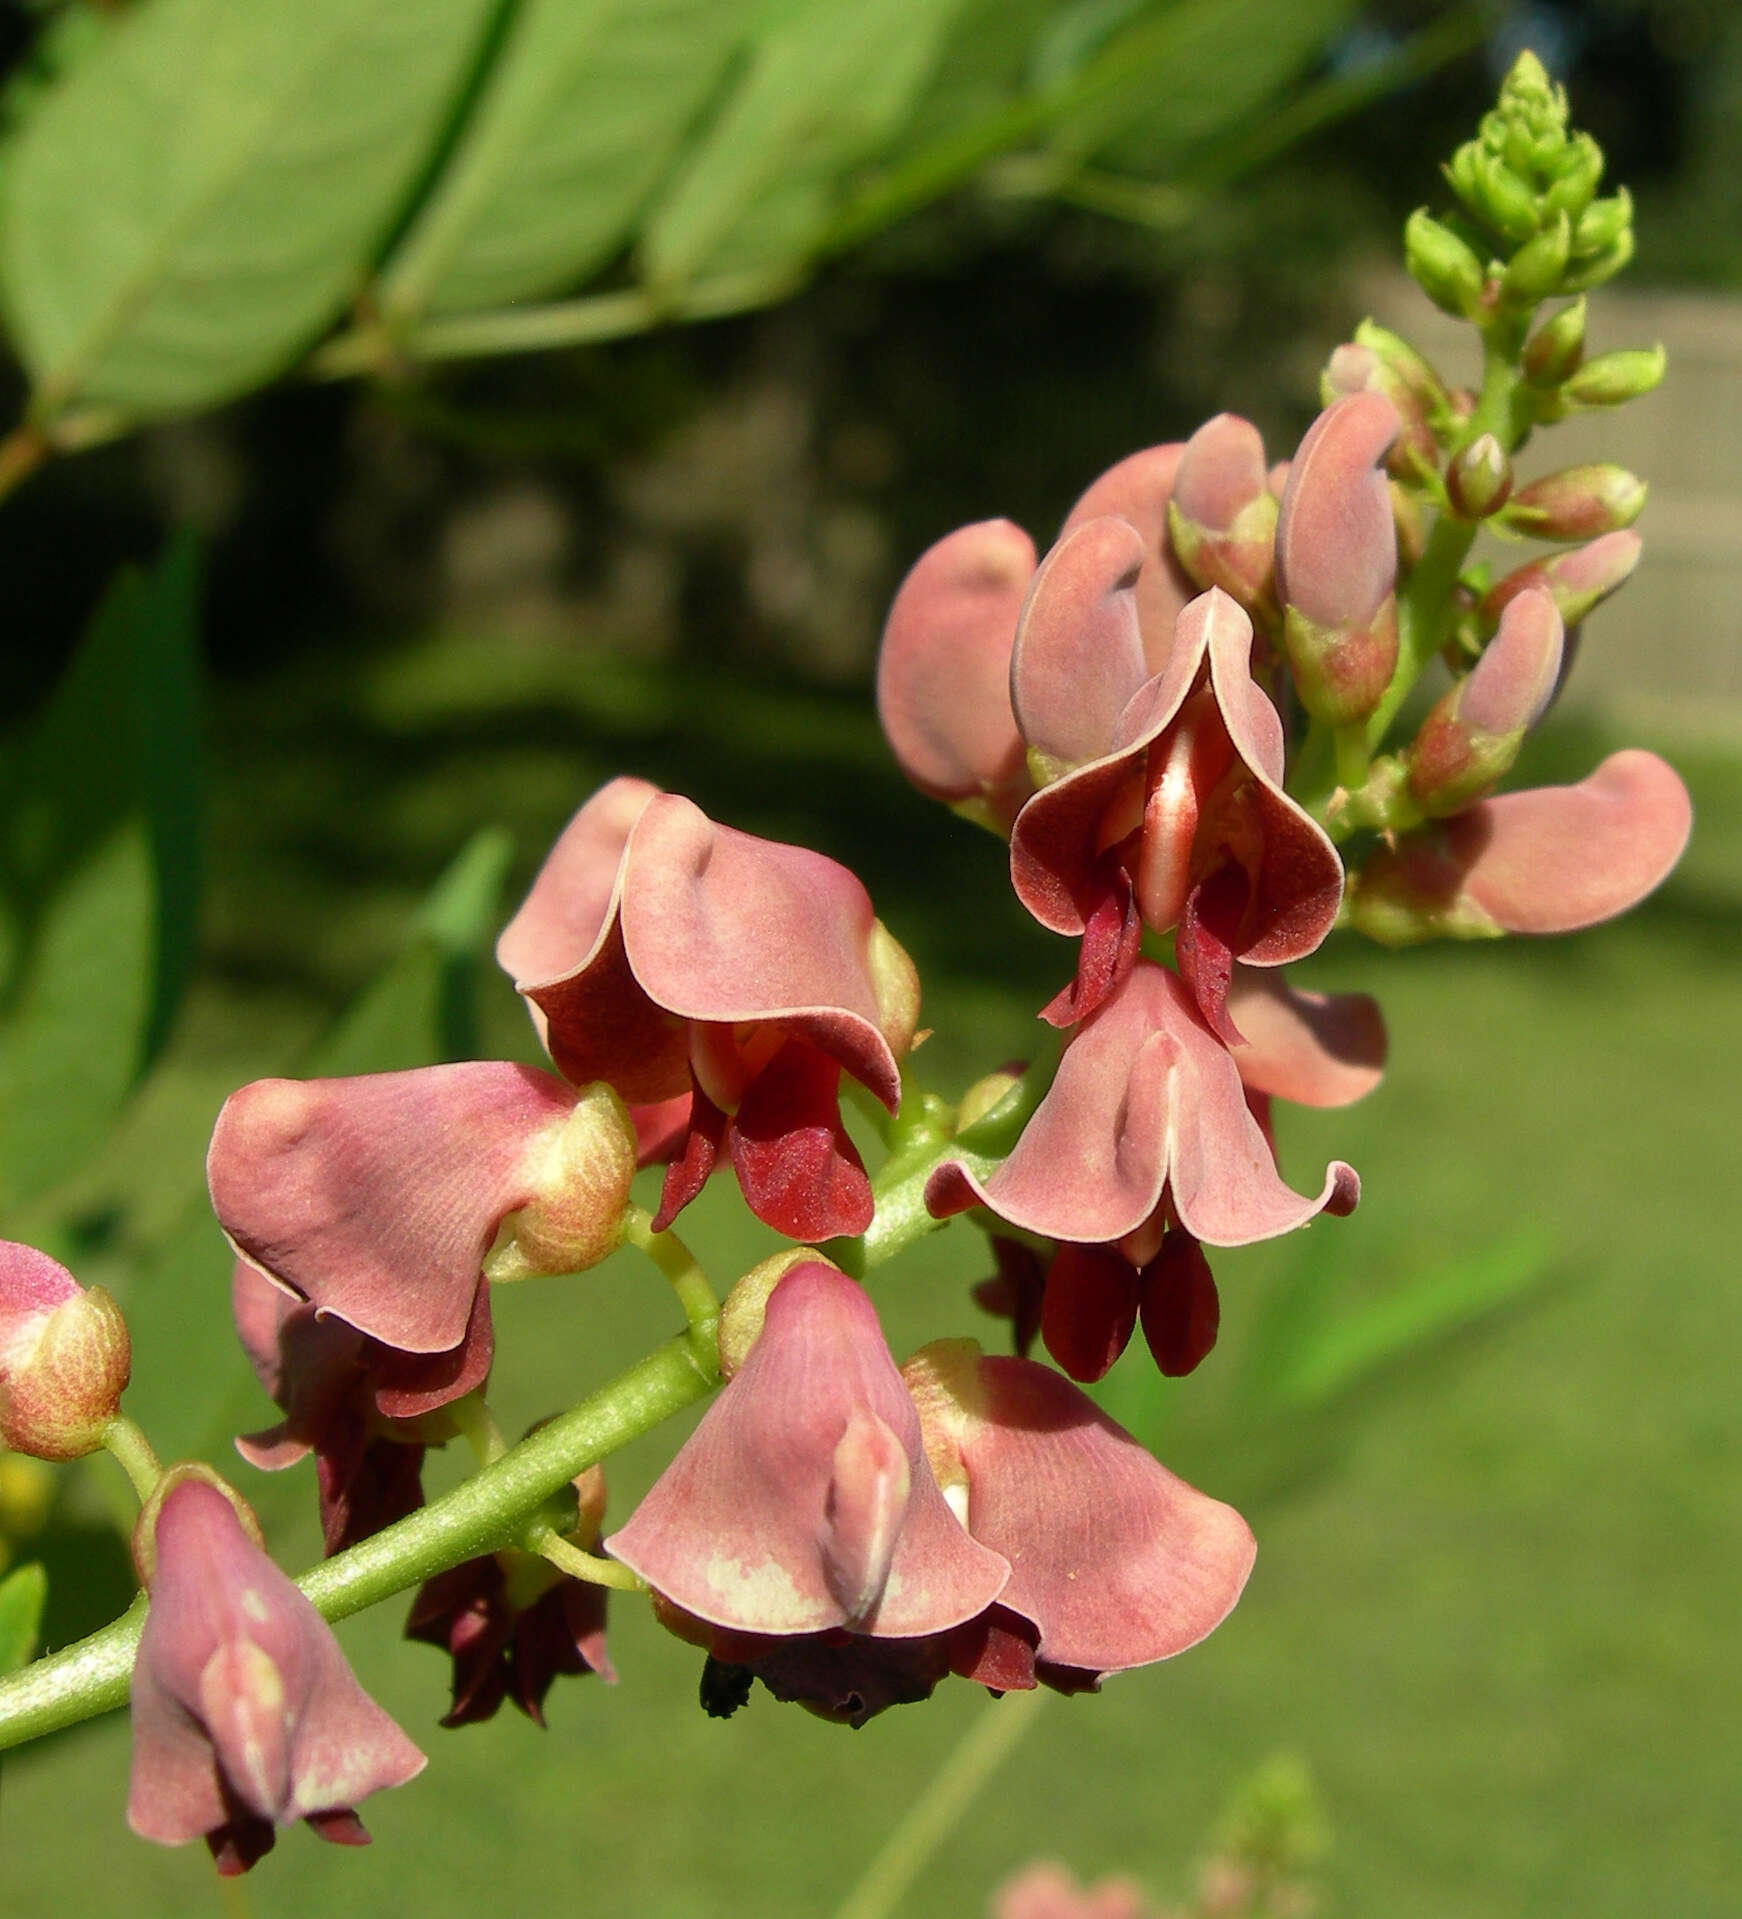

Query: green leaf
left=1251, top=1225, right=1557, bottom=1413
left=379, top=0, right=752, bottom=322
left=641, top=0, right=971, bottom=285
left=0, top=538, right=202, bottom=1209
left=0, top=1563, right=47, bottom=1675
left=0, top=0, right=498, bottom=416
left=1046, top=0, right=1357, bottom=169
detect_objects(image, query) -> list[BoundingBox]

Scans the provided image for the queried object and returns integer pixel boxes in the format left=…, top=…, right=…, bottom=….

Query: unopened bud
left=1562, top=226, right=1634, bottom=294
left=1482, top=529, right=1642, bottom=627
left=1542, top=132, right=1604, bottom=220
left=1405, top=209, right=1487, bottom=320
left=1276, top=393, right=1401, bottom=726
left=0, top=1243, right=131, bottom=1462
left=1562, top=344, right=1665, bottom=408
left=1166, top=412, right=1278, bottom=610
left=1501, top=209, right=1572, bottom=303
left=955, top=1063, right=1025, bottom=1136
left=1500, top=464, right=1645, bottom=541
left=1574, top=188, right=1632, bottom=256
left=717, top=1249, right=835, bottom=1379
left=1353, top=319, right=1453, bottom=425
left=1458, top=145, right=1541, bottom=244
left=484, top=1083, right=638, bottom=1284
left=1323, top=344, right=1438, bottom=481
left=1444, top=433, right=1514, bottom=519
left=1522, top=297, right=1587, bottom=385
left=1406, top=589, right=1564, bottom=816
left=132, top=1462, right=263, bottom=1587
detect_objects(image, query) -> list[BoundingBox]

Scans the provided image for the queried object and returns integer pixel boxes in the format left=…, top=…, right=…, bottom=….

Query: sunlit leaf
left=0, top=0, right=497, bottom=415
left=379, top=0, right=751, bottom=321
left=0, top=538, right=201, bottom=1209
left=0, top=1562, right=47, bottom=1675
left=642, top=0, right=971, bottom=285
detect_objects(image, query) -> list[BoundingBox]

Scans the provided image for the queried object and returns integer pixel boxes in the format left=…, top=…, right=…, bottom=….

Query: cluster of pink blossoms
left=0, top=269, right=1694, bottom=1879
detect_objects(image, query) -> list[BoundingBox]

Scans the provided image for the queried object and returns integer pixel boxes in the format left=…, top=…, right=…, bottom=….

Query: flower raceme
left=127, top=1471, right=424, bottom=1874
left=607, top=1260, right=1253, bottom=1724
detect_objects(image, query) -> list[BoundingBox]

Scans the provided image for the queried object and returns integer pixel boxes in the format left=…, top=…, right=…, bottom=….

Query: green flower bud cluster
left=1408, top=52, right=1635, bottom=324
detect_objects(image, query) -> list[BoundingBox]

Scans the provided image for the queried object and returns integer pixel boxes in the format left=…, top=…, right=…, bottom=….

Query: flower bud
left=0, top=1242, right=130, bottom=1462
left=1405, top=589, right=1564, bottom=817
left=1275, top=393, right=1401, bottom=726
left=1165, top=413, right=1278, bottom=610
left=1561, top=344, right=1666, bottom=408
left=1561, top=226, right=1634, bottom=295
left=1522, top=297, right=1586, bottom=385
left=1501, top=209, right=1572, bottom=303
left=1463, top=146, right=1542, bottom=244
left=1500, top=464, right=1645, bottom=541
left=1444, top=433, right=1513, bottom=519
left=1405, top=209, right=1487, bottom=320
left=1574, top=188, right=1632, bottom=256
left=1322, top=345, right=1437, bottom=481
left=1541, top=132, right=1603, bottom=220
left=1352, top=319, right=1453, bottom=425
left=1482, top=529, right=1642, bottom=628
left=484, top=1082, right=637, bottom=1284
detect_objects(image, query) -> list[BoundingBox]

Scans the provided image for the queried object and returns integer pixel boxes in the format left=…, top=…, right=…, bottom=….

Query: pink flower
left=209, top=1063, right=635, bottom=1355
left=607, top=1261, right=1007, bottom=1640
left=1009, top=573, right=1342, bottom=1039
left=927, top=961, right=1359, bottom=1258
left=496, top=778, right=919, bottom=1241
left=990, top=1860, right=1155, bottom=1919
left=128, top=1474, right=424, bottom=1874
left=230, top=1260, right=492, bottom=1555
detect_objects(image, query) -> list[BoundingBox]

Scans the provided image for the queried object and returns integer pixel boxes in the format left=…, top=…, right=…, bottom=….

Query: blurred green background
left=0, top=0, right=1738, bottom=1913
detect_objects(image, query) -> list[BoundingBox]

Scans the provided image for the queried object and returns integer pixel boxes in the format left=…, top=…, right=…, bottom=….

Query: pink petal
left=1274, top=392, right=1400, bottom=630
left=607, top=1264, right=1007, bottom=1637
left=1224, top=969, right=1386, bottom=1108
left=924, top=1353, right=1256, bottom=1673
left=209, top=1063, right=576, bottom=1354
left=1458, top=587, right=1564, bottom=736
left=876, top=519, right=1036, bottom=825
left=1009, top=516, right=1152, bottom=771
left=926, top=963, right=1357, bottom=1247
left=618, top=796, right=901, bottom=1109
left=1060, top=443, right=1194, bottom=673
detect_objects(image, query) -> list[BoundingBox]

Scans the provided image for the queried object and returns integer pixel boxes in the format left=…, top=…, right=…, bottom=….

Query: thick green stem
left=0, top=1327, right=716, bottom=1752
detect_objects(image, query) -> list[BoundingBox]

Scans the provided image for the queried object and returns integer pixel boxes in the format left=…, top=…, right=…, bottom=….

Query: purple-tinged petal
left=209, top=1063, right=577, bottom=1354
left=1352, top=748, right=1692, bottom=942
left=1224, top=969, right=1386, bottom=1108
left=904, top=1346, right=1255, bottom=1675
left=1482, top=528, right=1641, bottom=629
left=877, top=519, right=1037, bottom=828
left=618, top=796, right=902, bottom=1109
left=607, top=1263, right=1007, bottom=1637
left=496, top=776, right=659, bottom=992
left=129, top=1478, right=424, bottom=1859
left=1009, top=516, right=1152, bottom=773
left=927, top=963, right=1357, bottom=1248
left=1059, top=443, right=1193, bottom=673
left=1039, top=1243, right=1139, bottom=1383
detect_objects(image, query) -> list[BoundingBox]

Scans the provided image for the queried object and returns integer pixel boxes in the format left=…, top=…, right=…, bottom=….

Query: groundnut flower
left=128, top=1473, right=424, bottom=1874
left=1010, top=576, right=1342, bottom=1037
left=497, top=779, right=917, bottom=1241
left=927, top=962, right=1358, bottom=1255
left=607, top=1261, right=1007, bottom=1639
left=209, top=1063, right=633, bottom=1356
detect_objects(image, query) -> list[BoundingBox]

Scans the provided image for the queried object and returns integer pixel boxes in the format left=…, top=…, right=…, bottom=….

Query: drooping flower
left=405, top=1465, right=616, bottom=1728
left=1009, top=576, right=1342, bottom=1038
left=208, top=1063, right=638, bottom=1356
left=230, top=1260, right=492, bottom=1555
left=496, top=779, right=919, bottom=1241
left=127, top=1472, right=424, bottom=1874
left=927, top=960, right=1358, bottom=1260
left=607, top=1260, right=1007, bottom=1641
left=0, top=1240, right=130, bottom=1461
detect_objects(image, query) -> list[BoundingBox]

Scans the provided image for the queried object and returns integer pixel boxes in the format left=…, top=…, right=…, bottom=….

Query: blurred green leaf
left=379, top=0, right=752, bottom=321
left=0, top=1562, right=47, bottom=1674
left=0, top=0, right=497, bottom=415
left=642, top=0, right=971, bottom=284
left=1247, top=1224, right=1557, bottom=1413
left=118, top=825, right=515, bottom=1464
left=0, top=536, right=201, bottom=1210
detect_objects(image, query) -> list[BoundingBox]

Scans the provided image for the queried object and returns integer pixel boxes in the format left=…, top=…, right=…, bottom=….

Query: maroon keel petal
left=727, top=1040, right=874, bottom=1241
